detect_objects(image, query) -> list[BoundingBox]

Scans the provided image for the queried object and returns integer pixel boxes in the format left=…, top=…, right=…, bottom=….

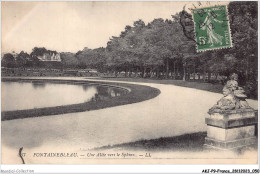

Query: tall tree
left=30, top=47, right=48, bottom=57
left=1, top=53, right=15, bottom=68
left=16, top=51, right=29, bottom=68
left=60, top=52, right=79, bottom=68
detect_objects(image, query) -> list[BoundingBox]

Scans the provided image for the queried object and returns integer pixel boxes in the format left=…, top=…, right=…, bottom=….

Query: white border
left=1, top=0, right=259, bottom=173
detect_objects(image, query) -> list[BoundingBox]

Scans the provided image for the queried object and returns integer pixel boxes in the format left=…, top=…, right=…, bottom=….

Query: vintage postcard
left=1, top=1, right=259, bottom=173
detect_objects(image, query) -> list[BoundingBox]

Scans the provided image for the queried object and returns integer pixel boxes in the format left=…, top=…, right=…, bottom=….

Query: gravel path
left=1, top=77, right=258, bottom=164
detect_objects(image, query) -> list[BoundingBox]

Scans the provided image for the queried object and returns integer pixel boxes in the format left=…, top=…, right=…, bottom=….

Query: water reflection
left=32, top=82, right=46, bottom=89
left=89, top=85, right=128, bottom=102
left=2, top=81, right=128, bottom=111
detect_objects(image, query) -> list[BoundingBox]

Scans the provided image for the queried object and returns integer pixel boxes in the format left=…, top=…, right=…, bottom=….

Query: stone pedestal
left=204, top=108, right=258, bottom=151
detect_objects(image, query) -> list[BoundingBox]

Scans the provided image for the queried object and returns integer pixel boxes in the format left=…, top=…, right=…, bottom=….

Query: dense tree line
left=1, top=2, right=257, bottom=97
left=1, top=47, right=60, bottom=68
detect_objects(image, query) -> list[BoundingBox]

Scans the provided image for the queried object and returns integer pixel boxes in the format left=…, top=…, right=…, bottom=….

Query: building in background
left=38, top=53, right=61, bottom=62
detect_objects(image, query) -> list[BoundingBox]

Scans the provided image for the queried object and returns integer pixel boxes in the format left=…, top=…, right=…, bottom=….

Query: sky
left=2, top=1, right=228, bottom=54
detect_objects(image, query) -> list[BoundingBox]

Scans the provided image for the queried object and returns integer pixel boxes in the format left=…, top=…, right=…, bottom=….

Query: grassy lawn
left=94, top=132, right=207, bottom=152
left=94, top=131, right=258, bottom=152
left=100, top=77, right=224, bottom=94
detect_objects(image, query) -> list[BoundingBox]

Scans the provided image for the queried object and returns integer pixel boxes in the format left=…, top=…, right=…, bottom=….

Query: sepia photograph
left=1, top=0, right=259, bottom=173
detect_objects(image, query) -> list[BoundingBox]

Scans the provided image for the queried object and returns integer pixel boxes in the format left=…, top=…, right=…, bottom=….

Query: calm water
left=2, top=81, right=128, bottom=111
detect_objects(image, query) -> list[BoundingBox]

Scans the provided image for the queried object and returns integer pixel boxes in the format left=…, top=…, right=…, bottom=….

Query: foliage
left=75, top=47, right=106, bottom=70
left=1, top=53, right=16, bottom=68
left=60, top=52, right=79, bottom=68
left=1, top=2, right=257, bottom=98
left=16, top=51, right=30, bottom=67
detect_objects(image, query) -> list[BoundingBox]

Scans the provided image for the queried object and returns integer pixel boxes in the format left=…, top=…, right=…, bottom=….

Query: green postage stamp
left=192, top=5, right=232, bottom=52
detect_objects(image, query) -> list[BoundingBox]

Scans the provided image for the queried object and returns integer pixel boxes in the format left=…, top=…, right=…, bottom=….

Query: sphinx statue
left=205, top=74, right=257, bottom=151
left=209, top=73, right=251, bottom=113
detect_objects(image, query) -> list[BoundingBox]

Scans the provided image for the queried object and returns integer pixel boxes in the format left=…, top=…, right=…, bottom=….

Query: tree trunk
left=193, top=64, right=196, bottom=80
left=125, top=68, right=127, bottom=78
left=187, top=66, right=190, bottom=81
left=215, top=73, right=218, bottom=80
left=246, top=53, right=249, bottom=81
left=203, top=67, right=206, bottom=82
left=177, top=66, right=179, bottom=79
left=149, top=69, right=153, bottom=78
left=183, top=64, right=186, bottom=81
left=129, top=70, right=132, bottom=78
left=142, top=67, right=146, bottom=78
left=166, top=58, right=169, bottom=79
left=173, top=61, right=176, bottom=80
left=208, top=72, right=211, bottom=82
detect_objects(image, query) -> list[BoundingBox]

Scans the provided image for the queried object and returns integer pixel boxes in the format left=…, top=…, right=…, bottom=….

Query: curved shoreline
left=2, top=77, right=258, bottom=164
left=1, top=78, right=160, bottom=121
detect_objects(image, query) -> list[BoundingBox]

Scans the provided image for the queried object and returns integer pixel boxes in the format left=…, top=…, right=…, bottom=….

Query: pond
left=1, top=81, right=128, bottom=111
